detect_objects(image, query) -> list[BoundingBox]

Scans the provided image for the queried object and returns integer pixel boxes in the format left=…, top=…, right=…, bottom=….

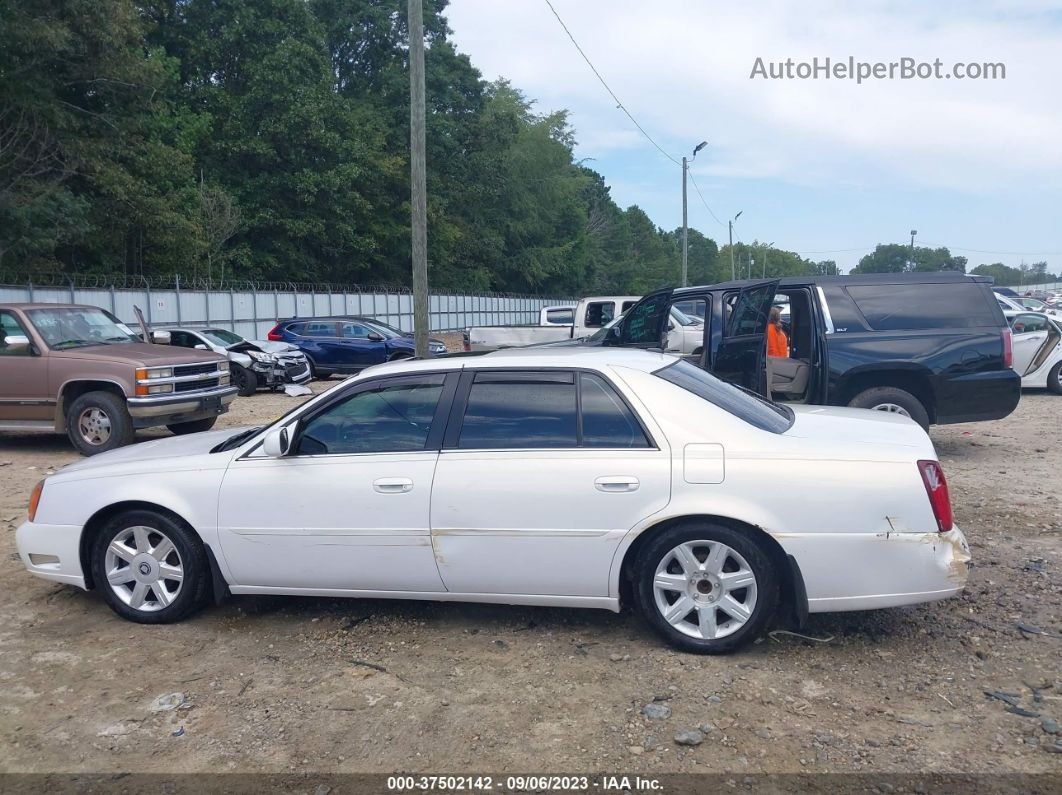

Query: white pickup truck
left=467, top=296, right=705, bottom=353
left=468, top=296, right=640, bottom=351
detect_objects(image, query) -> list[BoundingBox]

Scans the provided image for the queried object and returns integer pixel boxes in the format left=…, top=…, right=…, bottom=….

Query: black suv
left=604, top=273, right=1020, bottom=429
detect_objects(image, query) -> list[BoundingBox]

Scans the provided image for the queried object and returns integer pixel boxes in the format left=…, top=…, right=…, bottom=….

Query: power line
left=542, top=0, right=680, bottom=167
left=686, top=171, right=726, bottom=228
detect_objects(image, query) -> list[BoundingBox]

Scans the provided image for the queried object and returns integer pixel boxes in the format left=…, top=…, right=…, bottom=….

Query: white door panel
left=431, top=450, right=670, bottom=596
left=1012, top=330, right=1048, bottom=375
left=217, top=453, right=445, bottom=591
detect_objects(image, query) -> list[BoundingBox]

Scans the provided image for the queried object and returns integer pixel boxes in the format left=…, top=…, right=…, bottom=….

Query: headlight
left=247, top=351, right=273, bottom=363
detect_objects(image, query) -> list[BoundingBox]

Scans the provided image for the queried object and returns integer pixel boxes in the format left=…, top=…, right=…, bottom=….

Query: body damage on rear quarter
left=606, top=365, right=969, bottom=612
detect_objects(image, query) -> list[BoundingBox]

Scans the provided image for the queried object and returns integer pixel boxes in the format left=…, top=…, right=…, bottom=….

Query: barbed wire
left=0, top=271, right=574, bottom=301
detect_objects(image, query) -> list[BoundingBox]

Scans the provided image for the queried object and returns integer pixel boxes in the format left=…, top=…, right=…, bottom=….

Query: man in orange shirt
left=767, top=306, right=789, bottom=358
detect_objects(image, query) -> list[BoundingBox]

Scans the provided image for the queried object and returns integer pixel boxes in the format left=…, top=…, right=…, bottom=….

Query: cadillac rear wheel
left=635, top=522, right=778, bottom=654
left=92, top=510, right=209, bottom=623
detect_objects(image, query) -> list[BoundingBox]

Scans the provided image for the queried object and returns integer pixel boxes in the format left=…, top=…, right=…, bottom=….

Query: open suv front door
left=713, top=280, right=780, bottom=395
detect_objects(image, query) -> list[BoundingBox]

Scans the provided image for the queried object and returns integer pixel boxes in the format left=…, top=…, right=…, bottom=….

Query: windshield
left=1019, top=299, right=1047, bottom=310
left=362, top=319, right=406, bottom=339
left=586, top=311, right=627, bottom=342
left=653, top=360, right=794, bottom=433
left=27, top=307, right=139, bottom=349
left=201, top=328, right=245, bottom=347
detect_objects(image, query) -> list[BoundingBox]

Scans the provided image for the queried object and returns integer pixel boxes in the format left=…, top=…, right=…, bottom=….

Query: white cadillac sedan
left=16, top=348, right=969, bottom=654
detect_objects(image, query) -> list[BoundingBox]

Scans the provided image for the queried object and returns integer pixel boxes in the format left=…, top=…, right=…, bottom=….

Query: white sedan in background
left=16, top=348, right=969, bottom=654
left=1007, top=311, right=1062, bottom=393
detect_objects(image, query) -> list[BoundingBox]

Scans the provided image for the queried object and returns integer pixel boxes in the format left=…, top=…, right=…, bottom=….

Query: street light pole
left=681, top=141, right=707, bottom=287
left=763, top=241, right=774, bottom=278
left=909, top=229, right=917, bottom=272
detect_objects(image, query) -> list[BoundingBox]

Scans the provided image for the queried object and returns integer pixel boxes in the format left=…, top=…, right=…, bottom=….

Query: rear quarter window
left=846, top=283, right=999, bottom=331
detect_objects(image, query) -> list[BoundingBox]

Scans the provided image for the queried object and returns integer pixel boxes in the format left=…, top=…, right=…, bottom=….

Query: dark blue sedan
left=266, top=316, right=446, bottom=378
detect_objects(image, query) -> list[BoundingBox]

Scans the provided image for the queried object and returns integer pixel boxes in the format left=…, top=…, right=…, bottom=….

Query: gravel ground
left=1, top=367, right=1061, bottom=775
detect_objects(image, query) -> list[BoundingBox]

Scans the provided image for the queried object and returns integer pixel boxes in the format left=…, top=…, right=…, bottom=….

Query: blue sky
left=446, top=0, right=1062, bottom=273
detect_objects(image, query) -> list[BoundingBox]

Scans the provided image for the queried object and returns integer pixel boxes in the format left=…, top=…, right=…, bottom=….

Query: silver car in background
left=166, top=327, right=311, bottom=396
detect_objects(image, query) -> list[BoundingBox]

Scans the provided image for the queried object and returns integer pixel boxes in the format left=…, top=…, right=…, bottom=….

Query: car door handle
left=373, top=478, right=413, bottom=494
left=595, top=476, right=640, bottom=493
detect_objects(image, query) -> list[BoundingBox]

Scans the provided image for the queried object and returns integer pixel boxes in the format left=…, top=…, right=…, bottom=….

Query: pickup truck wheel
left=167, top=417, right=218, bottom=435
left=66, top=391, right=135, bottom=456
left=231, top=364, right=258, bottom=397
left=847, top=387, right=930, bottom=430
left=635, top=522, right=778, bottom=654
left=1047, top=361, right=1062, bottom=395
left=91, top=509, right=209, bottom=624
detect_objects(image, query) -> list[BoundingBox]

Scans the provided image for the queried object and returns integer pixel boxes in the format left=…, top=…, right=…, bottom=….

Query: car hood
left=55, top=427, right=255, bottom=478
left=232, top=340, right=302, bottom=355
left=785, top=405, right=932, bottom=450
left=50, top=343, right=227, bottom=367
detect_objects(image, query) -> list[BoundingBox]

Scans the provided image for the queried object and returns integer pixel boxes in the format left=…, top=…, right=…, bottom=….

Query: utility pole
left=762, top=241, right=774, bottom=278
left=681, top=141, right=707, bottom=288
left=728, top=210, right=742, bottom=280
left=909, top=229, right=917, bottom=272
left=409, top=0, right=429, bottom=358
left=681, top=157, right=688, bottom=287
left=748, top=253, right=753, bottom=280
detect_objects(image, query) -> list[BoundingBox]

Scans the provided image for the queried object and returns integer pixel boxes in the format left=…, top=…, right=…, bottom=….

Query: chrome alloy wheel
left=652, top=540, right=758, bottom=640
left=871, top=402, right=911, bottom=417
left=104, top=526, right=184, bottom=612
left=77, top=407, right=112, bottom=446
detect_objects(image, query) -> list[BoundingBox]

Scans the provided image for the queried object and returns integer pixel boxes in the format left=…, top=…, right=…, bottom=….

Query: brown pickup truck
left=0, top=303, right=237, bottom=455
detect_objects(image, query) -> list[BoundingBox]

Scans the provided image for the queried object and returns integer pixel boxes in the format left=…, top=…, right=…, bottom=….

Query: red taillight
left=267, top=325, right=283, bottom=341
left=918, top=460, right=953, bottom=532
left=1002, top=327, right=1013, bottom=369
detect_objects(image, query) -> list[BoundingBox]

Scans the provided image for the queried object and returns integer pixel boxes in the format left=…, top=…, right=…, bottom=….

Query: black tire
left=847, top=386, right=930, bottom=431
left=305, top=356, right=329, bottom=380
left=232, top=364, right=258, bottom=397
left=91, top=509, right=209, bottom=624
left=634, top=522, right=779, bottom=654
left=66, top=391, right=135, bottom=456
left=167, top=417, right=218, bottom=435
left=1048, top=361, right=1062, bottom=395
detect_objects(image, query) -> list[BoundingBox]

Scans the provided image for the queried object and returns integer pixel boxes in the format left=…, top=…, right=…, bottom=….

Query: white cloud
left=446, top=0, right=1062, bottom=194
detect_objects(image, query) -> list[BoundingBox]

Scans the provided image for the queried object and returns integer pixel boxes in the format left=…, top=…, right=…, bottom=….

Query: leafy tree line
left=1, top=0, right=841, bottom=295
left=4, top=2, right=1035, bottom=295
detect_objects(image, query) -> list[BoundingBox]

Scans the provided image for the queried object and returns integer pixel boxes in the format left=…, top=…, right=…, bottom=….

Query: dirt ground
left=2, top=373, right=1061, bottom=777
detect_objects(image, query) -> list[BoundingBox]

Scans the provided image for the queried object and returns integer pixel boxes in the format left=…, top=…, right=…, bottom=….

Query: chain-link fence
left=0, top=272, right=575, bottom=339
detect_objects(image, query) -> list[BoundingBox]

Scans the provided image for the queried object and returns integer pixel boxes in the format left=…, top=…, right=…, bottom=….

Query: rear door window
left=580, top=373, right=650, bottom=448
left=726, top=283, right=776, bottom=337
left=458, top=372, right=578, bottom=449
left=846, top=283, right=998, bottom=330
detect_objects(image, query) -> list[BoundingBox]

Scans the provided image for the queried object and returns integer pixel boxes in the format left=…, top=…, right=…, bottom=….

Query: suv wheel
left=66, top=391, right=135, bottom=456
left=634, top=522, right=778, bottom=654
left=91, top=509, right=209, bottom=623
left=847, top=386, right=930, bottom=431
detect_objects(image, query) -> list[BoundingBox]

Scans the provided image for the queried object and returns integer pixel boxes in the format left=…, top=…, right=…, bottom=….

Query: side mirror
left=262, top=426, right=292, bottom=458
left=3, top=335, right=32, bottom=354
left=367, top=332, right=385, bottom=342
left=152, top=330, right=171, bottom=345
left=667, top=322, right=675, bottom=332
left=194, top=344, right=208, bottom=351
